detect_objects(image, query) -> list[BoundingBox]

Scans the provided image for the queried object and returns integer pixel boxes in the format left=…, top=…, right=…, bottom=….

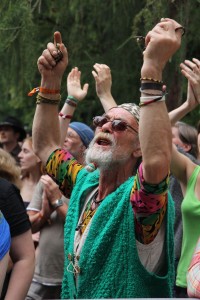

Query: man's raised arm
left=139, top=18, right=184, bottom=184
left=32, top=31, right=68, bottom=164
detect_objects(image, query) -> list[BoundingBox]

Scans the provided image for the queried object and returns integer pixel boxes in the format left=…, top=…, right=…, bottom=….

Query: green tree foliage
left=0, top=0, right=199, bottom=131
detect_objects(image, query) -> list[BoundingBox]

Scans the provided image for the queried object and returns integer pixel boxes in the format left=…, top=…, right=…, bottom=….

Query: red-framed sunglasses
left=93, top=116, right=138, bottom=134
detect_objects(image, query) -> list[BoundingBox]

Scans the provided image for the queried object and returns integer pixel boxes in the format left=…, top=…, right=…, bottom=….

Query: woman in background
left=18, top=136, right=42, bottom=208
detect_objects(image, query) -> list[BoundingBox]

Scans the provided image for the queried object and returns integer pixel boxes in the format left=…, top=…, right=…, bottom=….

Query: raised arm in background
left=169, top=58, right=200, bottom=125
left=170, top=58, right=200, bottom=187
left=92, top=63, right=117, bottom=112
left=59, top=67, right=89, bottom=145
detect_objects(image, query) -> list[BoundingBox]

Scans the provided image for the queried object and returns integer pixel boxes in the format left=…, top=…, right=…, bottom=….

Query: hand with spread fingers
left=180, top=58, right=200, bottom=105
left=92, top=63, right=117, bottom=112
left=92, top=64, right=112, bottom=98
left=67, top=67, right=89, bottom=102
left=37, top=31, right=68, bottom=89
left=142, top=18, right=184, bottom=79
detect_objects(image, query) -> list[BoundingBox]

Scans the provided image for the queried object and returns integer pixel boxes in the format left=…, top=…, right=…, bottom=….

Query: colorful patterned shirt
left=46, top=149, right=168, bottom=245
left=187, top=237, right=200, bottom=298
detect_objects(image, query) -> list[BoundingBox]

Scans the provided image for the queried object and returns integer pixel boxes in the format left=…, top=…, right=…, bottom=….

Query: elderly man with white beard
left=32, top=18, right=184, bottom=298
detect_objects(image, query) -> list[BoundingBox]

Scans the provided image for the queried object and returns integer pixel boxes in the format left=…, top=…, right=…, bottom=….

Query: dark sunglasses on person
left=93, top=116, right=138, bottom=134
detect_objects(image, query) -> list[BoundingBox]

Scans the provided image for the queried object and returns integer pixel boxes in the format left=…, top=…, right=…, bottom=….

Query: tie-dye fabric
left=46, top=149, right=168, bottom=245
left=187, top=237, right=200, bottom=298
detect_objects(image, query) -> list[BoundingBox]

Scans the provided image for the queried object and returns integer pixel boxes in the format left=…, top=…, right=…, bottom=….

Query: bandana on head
left=117, top=103, right=140, bottom=124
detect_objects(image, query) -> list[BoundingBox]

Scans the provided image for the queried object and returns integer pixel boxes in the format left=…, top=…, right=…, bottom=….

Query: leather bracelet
left=141, top=82, right=163, bottom=91
left=36, top=94, right=61, bottom=105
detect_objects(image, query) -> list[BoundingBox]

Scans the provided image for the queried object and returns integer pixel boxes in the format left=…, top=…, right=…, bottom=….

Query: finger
left=181, top=69, right=196, bottom=84
left=183, top=59, right=196, bottom=69
left=145, top=30, right=162, bottom=47
left=54, top=31, right=62, bottom=45
left=100, top=64, right=110, bottom=69
left=180, top=63, right=194, bottom=75
left=43, top=49, right=57, bottom=66
left=83, top=83, right=89, bottom=93
left=181, top=60, right=200, bottom=74
left=92, top=70, right=98, bottom=79
left=59, top=43, right=68, bottom=57
left=67, top=69, right=74, bottom=81
left=37, top=56, right=54, bottom=70
left=192, top=58, right=200, bottom=68
left=93, top=63, right=103, bottom=72
left=160, top=18, right=182, bottom=29
left=52, top=32, right=67, bottom=64
left=94, top=63, right=101, bottom=68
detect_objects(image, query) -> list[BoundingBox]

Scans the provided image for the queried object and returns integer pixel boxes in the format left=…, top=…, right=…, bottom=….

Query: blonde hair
left=0, top=148, right=21, bottom=189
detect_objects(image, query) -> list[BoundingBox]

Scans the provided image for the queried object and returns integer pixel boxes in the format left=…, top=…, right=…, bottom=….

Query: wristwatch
left=51, top=198, right=64, bottom=209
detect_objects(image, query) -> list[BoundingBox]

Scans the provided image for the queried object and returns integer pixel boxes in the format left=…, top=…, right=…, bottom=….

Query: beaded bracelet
left=67, top=95, right=79, bottom=104
left=28, top=87, right=60, bottom=96
left=59, top=112, right=73, bottom=119
left=140, top=77, right=163, bottom=84
left=65, top=99, right=77, bottom=107
left=36, top=94, right=61, bottom=105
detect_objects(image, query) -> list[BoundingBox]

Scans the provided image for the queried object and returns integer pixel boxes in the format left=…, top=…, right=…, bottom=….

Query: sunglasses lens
left=93, top=116, right=107, bottom=127
left=112, top=120, right=127, bottom=131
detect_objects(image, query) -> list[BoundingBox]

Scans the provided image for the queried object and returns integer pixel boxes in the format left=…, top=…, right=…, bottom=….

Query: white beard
left=84, top=133, right=129, bottom=170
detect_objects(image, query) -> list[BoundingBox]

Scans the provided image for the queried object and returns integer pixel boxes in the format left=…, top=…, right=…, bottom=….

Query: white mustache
left=92, top=132, right=115, bottom=145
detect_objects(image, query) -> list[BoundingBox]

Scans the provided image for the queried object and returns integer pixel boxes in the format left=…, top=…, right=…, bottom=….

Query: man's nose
left=101, top=121, right=113, bottom=133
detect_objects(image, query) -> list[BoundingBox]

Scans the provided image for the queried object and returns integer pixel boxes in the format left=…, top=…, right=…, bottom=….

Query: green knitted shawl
left=61, top=168, right=174, bottom=299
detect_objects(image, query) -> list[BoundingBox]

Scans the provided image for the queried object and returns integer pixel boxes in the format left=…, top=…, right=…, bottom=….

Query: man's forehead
left=67, top=127, right=80, bottom=137
left=105, top=107, right=137, bottom=122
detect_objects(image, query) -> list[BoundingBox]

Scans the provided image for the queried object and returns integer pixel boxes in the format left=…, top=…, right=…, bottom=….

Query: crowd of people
left=0, top=17, right=200, bottom=299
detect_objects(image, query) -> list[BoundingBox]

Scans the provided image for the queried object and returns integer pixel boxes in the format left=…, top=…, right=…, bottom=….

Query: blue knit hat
left=69, top=122, right=94, bottom=148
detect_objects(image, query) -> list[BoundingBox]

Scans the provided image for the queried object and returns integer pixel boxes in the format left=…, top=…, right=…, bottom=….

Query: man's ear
left=132, top=139, right=142, bottom=158
left=132, top=146, right=142, bottom=158
left=80, top=144, right=86, bottom=152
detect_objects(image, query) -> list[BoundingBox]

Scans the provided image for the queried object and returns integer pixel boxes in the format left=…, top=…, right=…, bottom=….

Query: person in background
left=0, top=148, right=21, bottom=189
left=0, top=116, right=26, bottom=164
left=64, top=122, right=94, bottom=165
left=168, top=58, right=200, bottom=298
left=171, top=121, right=199, bottom=159
left=0, top=211, right=10, bottom=298
left=18, top=136, right=43, bottom=209
left=18, top=136, right=43, bottom=249
left=0, top=149, right=35, bottom=300
left=32, top=18, right=183, bottom=298
left=26, top=68, right=94, bottom=299
left=167, top=63, right=200, bottom=294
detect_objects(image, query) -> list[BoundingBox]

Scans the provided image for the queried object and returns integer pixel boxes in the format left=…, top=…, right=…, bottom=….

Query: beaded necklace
left=75, top=189, right=103, bottom=235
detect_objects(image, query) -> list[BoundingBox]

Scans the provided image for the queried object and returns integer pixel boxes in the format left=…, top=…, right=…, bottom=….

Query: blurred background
left=0, top=0, right=199, bottom=132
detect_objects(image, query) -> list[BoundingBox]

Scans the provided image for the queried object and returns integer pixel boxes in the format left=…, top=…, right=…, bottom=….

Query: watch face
left=57, top=199, right=63, bottom=206
left=52, top=199, right=64, bottom=208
